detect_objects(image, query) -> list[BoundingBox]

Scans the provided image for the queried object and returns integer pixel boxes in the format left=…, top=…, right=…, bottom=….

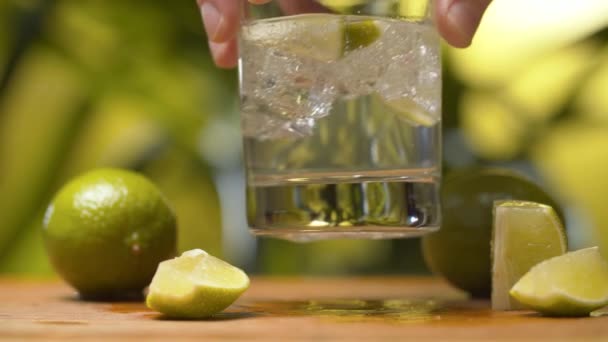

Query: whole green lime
left=422, top=168, right=563, bottom=298
left=43, top=168, right=177, bottom=300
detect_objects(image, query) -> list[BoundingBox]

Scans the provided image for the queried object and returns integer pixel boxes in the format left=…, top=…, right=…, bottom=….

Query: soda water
left=239, top=14, right=441, bottom=241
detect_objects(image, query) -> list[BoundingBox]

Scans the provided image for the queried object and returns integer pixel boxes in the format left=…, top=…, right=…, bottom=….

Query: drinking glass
left=239, top=0, right=441, bottom=241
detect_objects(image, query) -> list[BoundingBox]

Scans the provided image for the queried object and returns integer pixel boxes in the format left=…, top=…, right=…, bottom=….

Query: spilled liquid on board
left=104, top=296, right=503, bottom=324
left=106, top=298, right=498, bottom=323
left=242, top=298, right=444, bottom=323
left=108, top=302, right=149, bottom=314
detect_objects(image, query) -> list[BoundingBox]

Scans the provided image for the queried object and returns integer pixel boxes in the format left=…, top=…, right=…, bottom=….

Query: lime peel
left=510, top=247, right=608, bottom=317
left=146, top=249, right=250, bottom=319
left=343, top=20, right=382, bottom=53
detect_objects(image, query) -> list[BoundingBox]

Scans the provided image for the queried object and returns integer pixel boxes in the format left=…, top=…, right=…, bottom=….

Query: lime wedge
left=591, top=306, right=608, bottom=317
left=146, top=249, right=250, bottom=319
left=510, top=247, right=608, bottom=317
left=491, top=201, right=567, bottom=310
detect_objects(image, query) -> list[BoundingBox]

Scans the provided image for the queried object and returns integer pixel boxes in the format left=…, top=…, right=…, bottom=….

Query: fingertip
left=209, top=40, right=239, bottom=69
left=435, top=0, right=491, bottom=48
left=198, top=0, right=241, bottom=43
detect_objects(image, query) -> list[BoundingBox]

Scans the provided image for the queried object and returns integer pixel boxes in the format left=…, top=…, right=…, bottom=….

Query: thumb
left=435, top=0, right=492, bottom=48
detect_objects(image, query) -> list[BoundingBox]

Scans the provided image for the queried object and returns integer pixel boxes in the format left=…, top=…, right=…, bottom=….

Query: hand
left=196, top=0, right=492, bottom=69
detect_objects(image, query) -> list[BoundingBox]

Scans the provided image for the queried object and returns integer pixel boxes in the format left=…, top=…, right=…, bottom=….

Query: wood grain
left=1, top=277, right=606, bottom=341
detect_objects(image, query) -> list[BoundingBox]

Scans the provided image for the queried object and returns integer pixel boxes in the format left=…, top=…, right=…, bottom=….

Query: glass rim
left=240, top=0, right=434, bottom=23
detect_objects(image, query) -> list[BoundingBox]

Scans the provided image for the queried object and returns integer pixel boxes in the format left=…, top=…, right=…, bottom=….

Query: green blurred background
left=1, top=0, right=607, bottom=277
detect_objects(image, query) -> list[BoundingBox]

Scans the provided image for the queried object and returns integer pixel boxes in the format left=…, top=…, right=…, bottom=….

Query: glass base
left=247, top=175, right=440, bottom=242
left=251, top=226, right=439, bottom=242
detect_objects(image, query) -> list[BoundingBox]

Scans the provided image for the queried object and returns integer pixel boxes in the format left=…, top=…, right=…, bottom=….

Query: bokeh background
left=1, top=0, right=607, bottom=277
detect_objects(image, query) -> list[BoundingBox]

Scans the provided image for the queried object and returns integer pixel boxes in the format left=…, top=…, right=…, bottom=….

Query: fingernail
left=200, top=1, right=224, bottom=42
left=447, top=0, right=487, bottom=46
left=208, top=40, right=224, bottom=64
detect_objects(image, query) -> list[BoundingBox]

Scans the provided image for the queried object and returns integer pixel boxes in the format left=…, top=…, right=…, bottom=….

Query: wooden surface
left=1, top=277, right=607, bottom=341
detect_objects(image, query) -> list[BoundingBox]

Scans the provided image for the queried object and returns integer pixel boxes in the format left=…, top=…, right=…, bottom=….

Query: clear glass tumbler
left=239, top=0, right=441, bottom=241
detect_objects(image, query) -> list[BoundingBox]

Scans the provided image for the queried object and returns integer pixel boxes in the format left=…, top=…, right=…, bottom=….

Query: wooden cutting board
left=1, top=277, right=607, bottom=341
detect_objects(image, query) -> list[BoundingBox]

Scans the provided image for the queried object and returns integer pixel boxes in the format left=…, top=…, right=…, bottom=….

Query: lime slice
left=491, top=201, right=567, bottom=311
left=510, top=247, right=608, bottom=317
left=146, top=249, right=250, bottom=319
left=243, top=14, right=383, bottom=61
left=379, top=96, right=439, bottom=127
left=243, top=14, right=343, bottom=61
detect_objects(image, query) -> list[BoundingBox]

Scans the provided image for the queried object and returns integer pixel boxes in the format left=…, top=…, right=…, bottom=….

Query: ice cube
left=375, top=22, right=441, bottom=124
left=241, top=98, right=284, bottom=139
left=333, top=21, right=392, bottom=98
left=240, top=39, right=337, bottom=139
left=255, top=49, right=336, bottom=119
left=334, top=45, right=388, bottom=98
left=241, top=97, right=317, bottom=140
